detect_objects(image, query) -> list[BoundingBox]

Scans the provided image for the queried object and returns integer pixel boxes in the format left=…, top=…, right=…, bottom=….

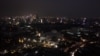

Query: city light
left=0, top=15, right=100, bottom=56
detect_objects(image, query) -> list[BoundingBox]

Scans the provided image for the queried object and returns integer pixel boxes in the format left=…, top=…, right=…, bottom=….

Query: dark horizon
left=0, top=0, right=100, bottom=17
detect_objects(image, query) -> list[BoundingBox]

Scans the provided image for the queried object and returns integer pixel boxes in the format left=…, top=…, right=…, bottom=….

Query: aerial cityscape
left=0, top=14, right=100, bottom=56
left=0, top=0, right=100, bottom=56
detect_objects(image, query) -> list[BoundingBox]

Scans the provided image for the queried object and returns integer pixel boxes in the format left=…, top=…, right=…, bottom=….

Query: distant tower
left=35, top=14, right=39, bottom=19
left=32, top=14, right=39, bottom=19
left=82, top=17, right=87, bottom=25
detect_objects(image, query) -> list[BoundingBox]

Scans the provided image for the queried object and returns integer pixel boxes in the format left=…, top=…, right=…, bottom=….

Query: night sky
left=0, top=0, right=100, bottom=17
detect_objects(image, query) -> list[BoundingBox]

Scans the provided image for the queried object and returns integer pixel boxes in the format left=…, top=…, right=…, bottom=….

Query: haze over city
left=0, top=0, right=100, bottom=17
